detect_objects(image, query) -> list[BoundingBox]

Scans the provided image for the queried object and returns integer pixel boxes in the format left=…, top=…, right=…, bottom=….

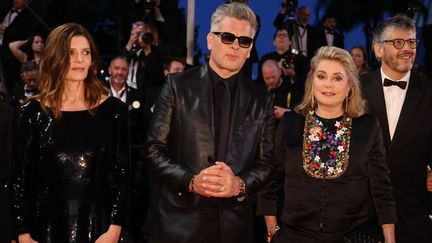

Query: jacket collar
left=365, top=70, right=423, bottom=148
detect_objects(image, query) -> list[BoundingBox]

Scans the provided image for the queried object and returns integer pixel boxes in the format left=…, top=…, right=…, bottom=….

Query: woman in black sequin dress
left=13, top=23, right=130, bottom=243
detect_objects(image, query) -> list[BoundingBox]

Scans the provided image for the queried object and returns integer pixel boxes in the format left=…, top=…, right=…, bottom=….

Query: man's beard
left=112, top=78, right=125, bottom=84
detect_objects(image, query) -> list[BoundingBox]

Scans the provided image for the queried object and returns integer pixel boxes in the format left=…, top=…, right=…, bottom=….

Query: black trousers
left=272, top=223, right=345, bottom=243
left=150, top=200, right=221, bottom=243
left=395, top=222, right=432, bottom=243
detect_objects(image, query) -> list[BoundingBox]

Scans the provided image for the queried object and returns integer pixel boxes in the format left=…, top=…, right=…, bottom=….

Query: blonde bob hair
left=295, top=46, right=366, bottom=118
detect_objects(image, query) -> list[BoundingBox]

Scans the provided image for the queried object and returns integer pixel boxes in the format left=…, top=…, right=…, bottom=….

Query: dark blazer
left=106, top=82, right=141, bottom=106
left=0, top=102, right=15, bottom=243
left=106, top=82, right=147, bottom=148
left=294, top=24, right=319, bottom=60
left=361, top=70, right=432, bottom=241
left=259, top=49, right=310, bottom=89
left=257, top=112, right=396, bottom=240
left=144, top=65, right=275, bottom=243
left=1, top=7, right=41, bottom=91
left=317, top=29, right=344, bottom=49
left=122, top=45, right=167, bottom=90
left=273, top=14, right=319, bottom=60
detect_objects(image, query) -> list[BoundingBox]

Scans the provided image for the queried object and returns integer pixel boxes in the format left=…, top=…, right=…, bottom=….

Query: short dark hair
left=322, top=13, right=336, bottom=22
left=20, top=60, right=38, bottom=73
left=372, top=14, right=415, bottom=45
left=163, top=57, right=186, bottom=71
left=273, top=27, right=291, bottom=40
left=110, top=55, right=129, bottom=66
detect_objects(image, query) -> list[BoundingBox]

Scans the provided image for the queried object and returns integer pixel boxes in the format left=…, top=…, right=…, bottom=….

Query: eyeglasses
left=382, top=38, right=419, bottom=49
left=276, top=33, right=289, bottom=38
left=212, top=32, right=253, bottom=48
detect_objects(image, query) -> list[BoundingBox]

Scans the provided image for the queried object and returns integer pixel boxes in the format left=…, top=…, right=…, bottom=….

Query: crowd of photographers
left=1, top=0, right=431, bottom=242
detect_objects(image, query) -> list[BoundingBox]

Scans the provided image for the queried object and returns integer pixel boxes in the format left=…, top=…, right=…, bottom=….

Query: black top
left=271, top=78, right=303, bottom=111
left=13, top=97, right=130, bottom=242
left=209, top=65, right=239, bottom=161
left=257, top=111, right=396, bottom=241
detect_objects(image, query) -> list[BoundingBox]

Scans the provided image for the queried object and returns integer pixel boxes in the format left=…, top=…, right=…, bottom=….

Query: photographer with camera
left=123, top=20, right=166, bottom=92
left=261, top=59, right=303, bottom=121
left=260, top=27, right=308, bottom=91
left=273, top=3, right=319, bottom=60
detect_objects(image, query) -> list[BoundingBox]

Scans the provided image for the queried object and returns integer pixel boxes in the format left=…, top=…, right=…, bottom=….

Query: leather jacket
left=144, top=65, right=276, bottom=243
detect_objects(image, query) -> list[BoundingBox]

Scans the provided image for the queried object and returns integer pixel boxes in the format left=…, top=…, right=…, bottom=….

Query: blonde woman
left=258, top=46, right=396, bottom=243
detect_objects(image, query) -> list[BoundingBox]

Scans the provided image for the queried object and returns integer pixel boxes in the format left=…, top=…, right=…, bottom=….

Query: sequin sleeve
left=109, top=102, right=130, bottom=226
left=12, top=100, right=41, bottom=234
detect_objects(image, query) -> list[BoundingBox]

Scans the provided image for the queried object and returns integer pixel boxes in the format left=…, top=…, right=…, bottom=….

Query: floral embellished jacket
left=257, top=111, right=397, bottom=240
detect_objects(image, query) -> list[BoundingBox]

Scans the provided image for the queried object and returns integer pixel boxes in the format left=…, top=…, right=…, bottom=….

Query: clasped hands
left=192, top=161, right=241, bottom=198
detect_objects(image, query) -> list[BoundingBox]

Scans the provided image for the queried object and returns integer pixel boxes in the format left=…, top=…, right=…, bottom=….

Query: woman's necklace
left=302, top=110, right=352, bottom=179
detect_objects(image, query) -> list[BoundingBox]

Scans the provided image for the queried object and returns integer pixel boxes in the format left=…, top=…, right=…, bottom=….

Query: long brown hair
left=295, top=46, right=366, bottom=118
left=35, top=23, right=107, bottom=119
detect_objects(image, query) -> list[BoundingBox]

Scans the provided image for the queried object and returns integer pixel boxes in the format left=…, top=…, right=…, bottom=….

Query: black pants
left=150, top=200, right=221, bottom=243
left=395, top=222, right=432, bottom=243
left=272, top=223, right=345, bottom=243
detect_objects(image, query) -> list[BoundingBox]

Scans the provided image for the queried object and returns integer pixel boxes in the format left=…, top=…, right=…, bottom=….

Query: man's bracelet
left=188, top=175, right=196, bottom=193
left=235, top=177, right=246, bottom=197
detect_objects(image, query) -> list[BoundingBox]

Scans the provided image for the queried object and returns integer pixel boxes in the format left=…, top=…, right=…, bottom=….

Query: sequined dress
left=13, top=97, right=130, bottom=243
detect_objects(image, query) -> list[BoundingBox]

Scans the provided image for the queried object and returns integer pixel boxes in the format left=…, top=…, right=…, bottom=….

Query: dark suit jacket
left=361, top=70, right=432, bottom=239
left=122, top=45, right=167, bottom=90
left=106, top=82, right=147, bottom=148
left=257, top=112, right=396, bottom=240
left=259, top=49, right=309, bottom=89
left=144, top=65, right=275, bottom=243
left=0, top=102, right=14, bottom=242
left=1, top=7, right=41, bottom=91
left=317, top=29, right=344, bottom=49
left=294, top=24, right=319, bottom=60
left=273, top=13, right=319, bottom=60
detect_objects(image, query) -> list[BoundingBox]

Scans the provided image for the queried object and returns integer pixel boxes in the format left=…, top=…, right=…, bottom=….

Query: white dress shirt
left=127, top=49, right=143, bottom=89
left=325, top=31, right=334, bottom=46
left=0, top=9, right=20, bottom=45
left=381, top=68, right=410, bottom=140
left=110, top=85, right=127, bottom=103
left=297, top=25, right=308, bottom=57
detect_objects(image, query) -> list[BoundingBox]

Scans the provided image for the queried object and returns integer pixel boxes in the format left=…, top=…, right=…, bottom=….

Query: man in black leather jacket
left=144, top=3, right=275, bottom=243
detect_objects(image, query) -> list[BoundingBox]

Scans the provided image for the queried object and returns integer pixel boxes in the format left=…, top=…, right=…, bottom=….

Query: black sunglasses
left=212, top=32, right=253, bottom=48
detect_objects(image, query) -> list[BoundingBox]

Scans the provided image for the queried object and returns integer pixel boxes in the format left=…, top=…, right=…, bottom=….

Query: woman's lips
left=71, top=67, right=85, bottom=72
left=321, top=92, right=335, bottom=96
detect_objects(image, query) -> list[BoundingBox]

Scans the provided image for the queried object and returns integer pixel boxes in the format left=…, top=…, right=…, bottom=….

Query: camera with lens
left=139, top=32, right=154, bottom=44
left=282, top=0, right=298, bottom=18
left=281, top=48, right=299, bottom=69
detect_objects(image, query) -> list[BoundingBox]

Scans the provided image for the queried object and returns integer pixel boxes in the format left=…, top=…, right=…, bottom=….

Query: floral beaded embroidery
left=302, top=110, right=352, bottom=179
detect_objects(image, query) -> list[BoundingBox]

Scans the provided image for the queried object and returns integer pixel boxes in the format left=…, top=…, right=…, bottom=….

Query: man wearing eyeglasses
left=361, top=14, right=432, bottom=243
left=144, top=2, right=275, bottom=243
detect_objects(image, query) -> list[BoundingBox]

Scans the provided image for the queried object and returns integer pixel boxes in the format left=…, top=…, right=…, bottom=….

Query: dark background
left=1, top=0, right=431, bottom=77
